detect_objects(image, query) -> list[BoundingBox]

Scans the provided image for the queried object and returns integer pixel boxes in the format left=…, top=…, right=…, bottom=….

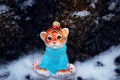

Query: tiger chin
left=33, top=21, right=76, bottom=77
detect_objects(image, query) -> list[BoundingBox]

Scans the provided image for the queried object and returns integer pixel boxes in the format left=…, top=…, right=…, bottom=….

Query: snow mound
left=75, top=45, right=120, bottom=80
left=0, top=45, right=120, bottom=80
left=0, top=51, right=43, bottom=80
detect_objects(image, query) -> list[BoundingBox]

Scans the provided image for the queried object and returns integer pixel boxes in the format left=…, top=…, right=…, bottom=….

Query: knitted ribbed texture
left=40, top=45, right=69, bottom=74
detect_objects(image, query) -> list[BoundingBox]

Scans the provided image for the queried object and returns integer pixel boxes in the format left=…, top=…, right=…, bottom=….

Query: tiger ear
left=62, top=28, right=69, bottom=37
left=40, top=31, right=46, bottom=41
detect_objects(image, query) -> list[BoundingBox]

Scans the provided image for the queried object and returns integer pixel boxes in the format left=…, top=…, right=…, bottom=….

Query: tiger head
left=40, top=21, right=69, bottom=49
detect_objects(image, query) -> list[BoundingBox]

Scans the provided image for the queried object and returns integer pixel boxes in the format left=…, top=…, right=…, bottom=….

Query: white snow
left=14, top=15, right=21, bottom=20
left=75, top=45, right=120, bottom=80
left=90, top=2, right=96, bottom=8
left=25, top=17, right=31, bottom=20
left=72, top=10, right=90, bottom=17
left=15, top=0, right=35, bottom=10
left=93, top=17, right=99, bottom=25
left=108, top=2, right=116, bottom=11
left=0, top=5, right=9, bottom=14
left=22, top=0, right=35, bottom=8
left=0, top=45, right=120, bottom=80
left=0, top=51, right=43, bottom=80
left=102, top=13, right=115, bottom=21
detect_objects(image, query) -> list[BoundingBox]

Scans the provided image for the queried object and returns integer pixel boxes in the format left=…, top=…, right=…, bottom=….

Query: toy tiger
left=33, top=21, right=75, bottom=77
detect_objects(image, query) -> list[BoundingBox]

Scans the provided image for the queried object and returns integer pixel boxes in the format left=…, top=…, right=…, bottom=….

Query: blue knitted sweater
left=40, top=45, right=69, bottom=74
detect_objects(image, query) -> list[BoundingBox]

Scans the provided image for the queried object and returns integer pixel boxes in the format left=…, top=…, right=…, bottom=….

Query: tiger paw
left=56, top=64, right=76, bottom=76
left=35, top=68, right=50, bottom=77
left=56, top=70, right=70, bottom=76
left=33, top=61, right=40, bottom=70
left=33, top=61, right=50, bottom=76
left=67, top=64, right=76, bottom=73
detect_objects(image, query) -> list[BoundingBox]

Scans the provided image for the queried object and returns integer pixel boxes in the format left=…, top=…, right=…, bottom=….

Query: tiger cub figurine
left=33, top=21, right=75, bottom=76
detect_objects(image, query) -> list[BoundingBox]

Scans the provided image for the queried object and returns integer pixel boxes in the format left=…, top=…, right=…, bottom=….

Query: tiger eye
left=57, top=34, right=62, bottom=40
left=47, top=35, right=52, bottom=40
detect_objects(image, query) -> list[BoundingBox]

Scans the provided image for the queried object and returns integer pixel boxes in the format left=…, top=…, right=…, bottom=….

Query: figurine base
left=33, top=61, right=76, bottom=79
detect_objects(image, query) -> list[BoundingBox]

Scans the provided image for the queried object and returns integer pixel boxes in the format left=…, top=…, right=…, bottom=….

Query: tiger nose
left=52, top=38, right=56, bottom=44
left=52, top=38, right=56, bottom=41
left=53, top=42, right=56, bottom=44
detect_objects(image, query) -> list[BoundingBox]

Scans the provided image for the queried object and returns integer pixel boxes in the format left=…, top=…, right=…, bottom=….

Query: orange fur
left=40, top=21, right=69, bottom=48
left=34, top=62, right=48, bottom=72
left=57, top=70, right=70, bottom=73
left=45, top=26, right=65, bottom=44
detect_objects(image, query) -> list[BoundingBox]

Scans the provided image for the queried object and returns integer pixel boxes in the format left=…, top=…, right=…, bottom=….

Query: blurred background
left=0, top=0, right=120, bottom=64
